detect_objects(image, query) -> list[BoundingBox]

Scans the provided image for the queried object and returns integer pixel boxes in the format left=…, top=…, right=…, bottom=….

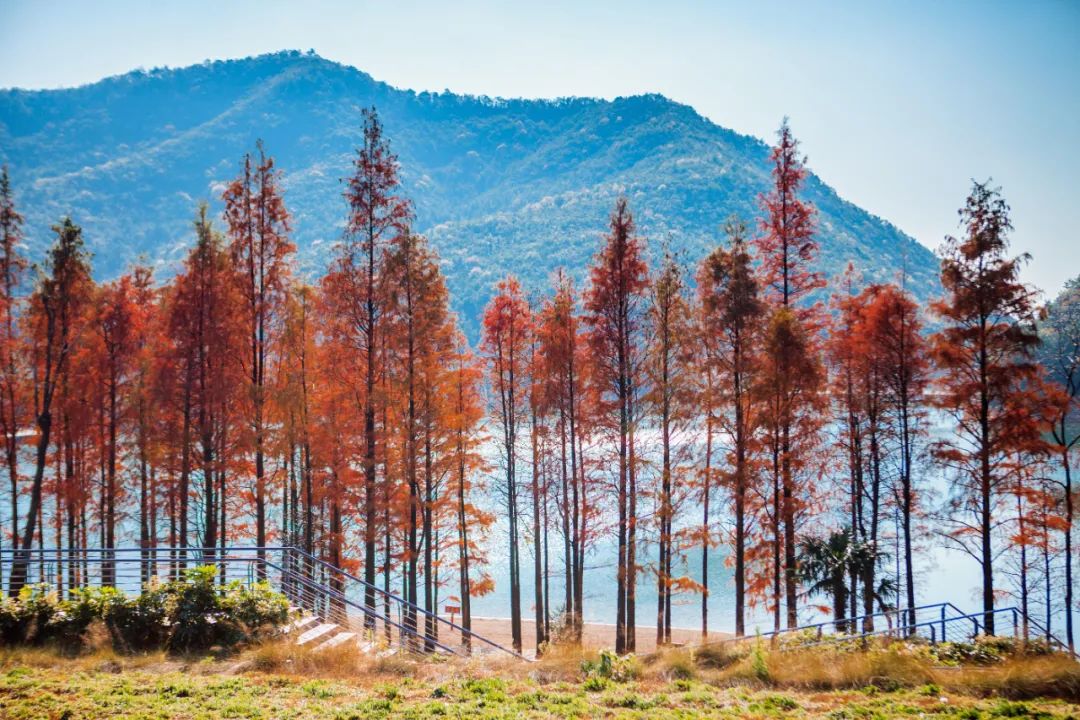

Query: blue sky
left=1, top=0, right=1077, bottom=296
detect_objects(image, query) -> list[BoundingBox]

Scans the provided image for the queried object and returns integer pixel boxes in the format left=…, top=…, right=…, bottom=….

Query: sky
left=1, top=0, right=1078, bottom=296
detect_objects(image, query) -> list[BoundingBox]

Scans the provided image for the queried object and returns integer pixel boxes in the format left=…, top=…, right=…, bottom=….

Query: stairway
left=285, top=609, right=357, bottom=652
left=283, top=608, right=410, bottom=655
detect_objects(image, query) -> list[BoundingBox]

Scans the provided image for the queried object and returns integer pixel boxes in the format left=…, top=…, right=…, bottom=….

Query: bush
left=223, top=579, right=290, bottom=638
left=102, top=582, right=170, bottom=652
left=17, top=584, right=59, bottom=644
left=47, top=586, right=117, bottom=649
left=694, top=641, right=742, bottom=670
left=0, top=593, right=30, bottom=645
left=0, top=565, right=290, bottom=655
left=166, top=566, right=243, bottom=652
left=750, top=641, right=770, bottom=682
left=581, top=649, right=639, bottom=683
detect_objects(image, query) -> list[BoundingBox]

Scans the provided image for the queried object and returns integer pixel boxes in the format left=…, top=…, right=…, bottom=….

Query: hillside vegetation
left=0, top=51, right=938, bottom=329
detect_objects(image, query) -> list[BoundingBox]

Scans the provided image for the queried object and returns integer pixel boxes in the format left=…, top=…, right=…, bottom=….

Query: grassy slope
left=1, top=643, right=1078, bottom=719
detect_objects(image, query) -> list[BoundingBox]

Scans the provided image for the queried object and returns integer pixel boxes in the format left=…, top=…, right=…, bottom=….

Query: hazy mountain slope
left=0, top=50, right=938, bottom=330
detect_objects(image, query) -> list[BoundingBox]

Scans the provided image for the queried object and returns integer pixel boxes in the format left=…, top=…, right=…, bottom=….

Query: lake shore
left=439, top=616, right=733, bottom=655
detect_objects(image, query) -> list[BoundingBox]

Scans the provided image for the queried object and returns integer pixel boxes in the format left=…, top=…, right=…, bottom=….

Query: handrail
left=280, top=545, right=528, bottom=661
left=261, top=558, right=463, bottom=657
left=801, top=605, right=1075, bottom=659
left=0, top=545, right=528, bottom=661
left=698, top=602, right=969, bottom=649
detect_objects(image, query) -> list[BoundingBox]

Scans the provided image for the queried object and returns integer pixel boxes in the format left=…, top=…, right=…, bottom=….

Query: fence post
left=941, top=605, right=947, bottom=643
left=930, top=626, right=936, bottom=646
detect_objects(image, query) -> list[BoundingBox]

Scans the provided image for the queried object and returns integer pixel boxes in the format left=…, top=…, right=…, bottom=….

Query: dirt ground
left=441, top=616, right=731, bottom=655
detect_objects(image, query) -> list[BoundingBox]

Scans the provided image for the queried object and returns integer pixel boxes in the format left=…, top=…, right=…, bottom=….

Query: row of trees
left=0, top=111, right=1076, bottom=656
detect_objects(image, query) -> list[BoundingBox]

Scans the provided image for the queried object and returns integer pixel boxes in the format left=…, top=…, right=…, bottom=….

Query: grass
left=0, top=639, right=1077, bottom=719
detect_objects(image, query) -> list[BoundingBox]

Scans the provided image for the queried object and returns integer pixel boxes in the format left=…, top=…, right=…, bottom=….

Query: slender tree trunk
left=627, top=399, right=638, bottom=653
left=703, top=390, right=713, bottom=639
left=733, top=368, right=747, bottom=638
left=363, top=221, right=379, bottom=631
left=782, top=423, right=797, bottom=629
left=615, top=381, right=628, bottom=654
left=559, top=407, right=573, bottom=628
left=424, top=420, right=435, bottom=650
left=531, top=401, right=545, bottom=652
left=979, top=325, right=995, bottom=636
left=1061, top=441, right=1074, bottom=654
left=456, top=413, right=472, bottom=652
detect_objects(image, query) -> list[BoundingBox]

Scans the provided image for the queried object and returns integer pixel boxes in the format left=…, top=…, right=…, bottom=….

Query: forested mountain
left=0, top=50, right=937, bottom=327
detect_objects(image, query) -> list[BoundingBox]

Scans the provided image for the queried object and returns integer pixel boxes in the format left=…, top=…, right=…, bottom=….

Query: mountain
left=0, top=50, right=939, bottom=331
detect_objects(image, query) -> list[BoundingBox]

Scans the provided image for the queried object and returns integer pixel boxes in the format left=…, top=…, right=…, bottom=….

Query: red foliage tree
left=696, top=218, right=765, bottom=637
left=223, top=140, right=294, bottom=566
left=931, top=181, right=1043, bottom=635
left=584, top=197, right=650, bottom=653
left=0, top=167, right=26, bottom=571
left=322, top=107, right=412, bottom=624
left=755, top=120, right=826, bottom=629
left=11, top=218, right=91, bottom=594
left=481, top=275, right=533, bottom=653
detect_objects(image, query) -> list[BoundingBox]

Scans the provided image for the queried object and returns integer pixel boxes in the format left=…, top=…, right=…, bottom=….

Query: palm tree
left=799, top=529, right=857, bottom=633
left=799, top=529, right=895, bottom=634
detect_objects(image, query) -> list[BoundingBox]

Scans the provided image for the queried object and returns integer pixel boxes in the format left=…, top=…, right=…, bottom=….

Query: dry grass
left=935, top=655, right=1080, bottom=702
left=1, top=639, right=1078, bottom=719
left=751, top=646, right=935, bottom=690
left=636, top=638, right=1080, bottom=704
left=3, top=633, right=1078, bottom=704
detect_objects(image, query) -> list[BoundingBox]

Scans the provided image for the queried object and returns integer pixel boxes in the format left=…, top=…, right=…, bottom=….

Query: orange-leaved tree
left=584, top=197, right=650, bottom=654
left=223, top=140, right=294, bottom=566
left=0, top=166, right=26, bottom=578
left=482, top=275, right=533, bottom=653
left=696, top=217, right=765, bottom=637
left=11, top=218, right=92, bottom=594
left=322, top=107, right=412, bottom=627
left=931, top=180, right=1043, bottom=636
left=755, top=119, right=825, bottom=629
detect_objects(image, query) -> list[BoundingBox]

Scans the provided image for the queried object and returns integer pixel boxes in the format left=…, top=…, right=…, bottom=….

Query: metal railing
left=801, top=606, right=1075, bottom=657
left=698, top=602, right=1074, bottom=660
left=699, top=602, right=972, bottom=650
left=0, top=546, right=526, bottom=661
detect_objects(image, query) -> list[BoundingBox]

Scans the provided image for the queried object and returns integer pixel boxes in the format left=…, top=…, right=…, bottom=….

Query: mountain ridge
left=0, top=50, right=939, bottom=330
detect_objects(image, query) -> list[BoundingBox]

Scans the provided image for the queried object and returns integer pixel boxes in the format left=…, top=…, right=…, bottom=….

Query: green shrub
left=102, top=582, right=169, bottom=652
left=17, top=584, right=59, bottom=644
left=989, top=700, right=1051, bottom=718
left=0, top=567, right=290, bottom=654
left=0, top=594, right=30, bottom=645
left=933, top=635, right=1035, bottom=666
left=166, top=566, right=243, bottom=652
left=581, top=649, right=639, bottom=683
left=223, top=580, right=290, bottom=638
left=754, top=694, right=799, bottom=712
left=47, top=586, right=116, bottom=649
left=750, top=641, right=770, bottom=682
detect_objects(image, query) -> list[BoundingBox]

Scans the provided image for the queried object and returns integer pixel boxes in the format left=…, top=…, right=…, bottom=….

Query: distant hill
left=0, top=50, right=939, bottom=331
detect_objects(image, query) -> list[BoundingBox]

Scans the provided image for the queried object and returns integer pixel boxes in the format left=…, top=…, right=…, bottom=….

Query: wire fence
left=0, top=546, right=526, bottom=661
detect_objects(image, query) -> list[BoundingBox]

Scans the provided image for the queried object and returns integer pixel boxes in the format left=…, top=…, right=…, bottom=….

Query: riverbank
left=462, top=616, right=732, bottom=655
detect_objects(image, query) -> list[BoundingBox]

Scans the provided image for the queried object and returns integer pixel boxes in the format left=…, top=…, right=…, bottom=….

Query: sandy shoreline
left=433, top=616, right=732, bottom=655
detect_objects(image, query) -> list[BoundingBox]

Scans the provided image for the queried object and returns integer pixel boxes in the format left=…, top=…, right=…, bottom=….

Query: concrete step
left=297, top=622, right=340, bottom=646
left=285, top=615, right=320, bottom=634
left=314, top=631, right=357, bottom=652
